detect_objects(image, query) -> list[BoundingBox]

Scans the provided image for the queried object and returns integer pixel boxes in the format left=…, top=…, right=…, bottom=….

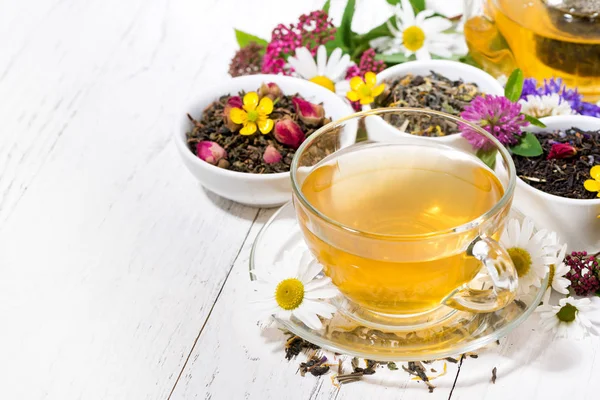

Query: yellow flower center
left=547, top=264, right=555, bottom=290
left=309, top=75, right=336, bottom=92
left=507, top=247, right=532, bottom=278
left=275, top=278, right=305, bottom=310
left=403, top=25, right=426, bottom=52
left=359, top=85, right=372, bottom=97
left=556, top=303, right=577, bottom=323
left=246, top=110, right=259, bottom=122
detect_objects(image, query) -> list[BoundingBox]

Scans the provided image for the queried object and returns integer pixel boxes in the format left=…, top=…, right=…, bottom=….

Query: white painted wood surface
left=1, top=0, right=597, bottom=399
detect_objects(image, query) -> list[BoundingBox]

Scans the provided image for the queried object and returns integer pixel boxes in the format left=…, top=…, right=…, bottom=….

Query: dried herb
left=512, top=127, right=600, bottom=199
left=284, top=335, right=319, bottom=360
left=373, top=72, right=482, bottom=137
left=387, top=362, right=398, bottom=371
left=445, top=357, right=459, bottom=363
left=403, top=361, right=436, bottom=393
left=186, top=90, right=330, bottom=174
left=300, top=354, right=330, bottom=377
left=469, top=354, right=479, bottom=359
left=491, top=367, right=497, bottom=384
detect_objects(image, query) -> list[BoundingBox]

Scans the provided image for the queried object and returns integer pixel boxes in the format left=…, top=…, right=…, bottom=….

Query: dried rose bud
left=196, top=141, right=227, bottom=165
left=273, top=117, right=305, bottom=149
left=258, top=82, right=282, bottom=100
left=292, top=97, right=325, bottom=126
left=547, top=143, right=577, bottom=160
left=223, top=96, right=243, bottom=131
left=263, top=145, right=282, bottom=164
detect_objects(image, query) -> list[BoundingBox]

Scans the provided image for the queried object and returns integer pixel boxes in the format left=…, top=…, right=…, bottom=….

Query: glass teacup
left=290, top=108, right=518, bottom=325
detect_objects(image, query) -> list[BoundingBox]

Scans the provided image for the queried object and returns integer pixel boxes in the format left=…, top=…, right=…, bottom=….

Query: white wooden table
left=1, top=0, right=599, bottom=398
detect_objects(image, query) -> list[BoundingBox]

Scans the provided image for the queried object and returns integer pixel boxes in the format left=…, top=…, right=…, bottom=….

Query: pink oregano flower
left=460, top=95, right=529, bottom=151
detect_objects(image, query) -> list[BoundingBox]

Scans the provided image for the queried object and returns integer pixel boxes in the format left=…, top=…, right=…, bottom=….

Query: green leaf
left=504, top=68, right=524, bottom=102
left=354, top=18, right=393, bottom=45
left=234, top=29, right=268, bottom=48
left=409, top=0, right=426, bottom=13
left=339, top=0, right=357, bottom=49
left=386, top=0, right=399, bottom=4
left=375, top=53, right=410, bottom=64
left=510, top=132, right=543, bottom=157
left=476, top=149, right=498, bottom=170
left=323, top=0, right=330, bottom=13
left=523, top=114, right=547, bottom=128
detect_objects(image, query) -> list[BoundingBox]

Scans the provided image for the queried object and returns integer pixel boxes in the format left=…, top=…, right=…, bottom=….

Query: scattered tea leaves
left=491, top=367, right=497, bottom=384
left=284, top=335, right=319, bottom=360
left=387, top=362, right=398, bottom=371
left=445, top=357, right=459, bottom=363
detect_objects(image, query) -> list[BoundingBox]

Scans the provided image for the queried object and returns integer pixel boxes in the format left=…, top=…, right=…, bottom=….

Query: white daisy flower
left=542, top=242, right=571, bottom=304
left=250, top=248, right=338, bottom=330
left=537, top=296, right=600, bottom=339
left=519, top=93, right=574, bottom=118
left=370, top=0, right=463, bottom=60
left=287, top=45, right=353, bottom=96
left=500, top=218, right=555, bottom=297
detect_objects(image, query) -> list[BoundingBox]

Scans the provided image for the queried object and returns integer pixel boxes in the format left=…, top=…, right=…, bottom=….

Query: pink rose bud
left=196, top=141, right=227, bottom=165
left=258, top=82, right=282, bottom=100
left=292, top=97, right=325, bottom=126
left=263, top=145, right=282, bottom=164
left=547, top=143, right=577, bottom=160
left=273, top=118, right=305, bottom=149
left=223, top=96, right=243, bottom=131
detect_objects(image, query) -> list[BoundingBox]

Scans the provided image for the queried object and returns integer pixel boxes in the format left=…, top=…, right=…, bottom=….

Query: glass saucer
left=249, top=202, right=547, bottom=361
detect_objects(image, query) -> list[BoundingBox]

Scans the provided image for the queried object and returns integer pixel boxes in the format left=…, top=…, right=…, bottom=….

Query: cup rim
left=290, top=107, right=517, bottom=239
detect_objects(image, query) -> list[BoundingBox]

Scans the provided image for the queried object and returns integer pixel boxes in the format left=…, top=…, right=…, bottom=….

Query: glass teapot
left=464, top=0, right=600, bottom=101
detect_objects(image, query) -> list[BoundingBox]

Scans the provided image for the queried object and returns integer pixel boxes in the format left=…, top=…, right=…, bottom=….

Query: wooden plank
left=170, top=210, right=462, bottom=400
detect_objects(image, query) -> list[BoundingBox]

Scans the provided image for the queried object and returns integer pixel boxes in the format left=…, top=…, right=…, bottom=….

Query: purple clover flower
left=460, top=95, right=529, bottom=150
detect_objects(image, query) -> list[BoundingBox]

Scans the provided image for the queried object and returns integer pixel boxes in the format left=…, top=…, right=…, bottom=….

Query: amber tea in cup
left=291, top=109, right=519, bottom=323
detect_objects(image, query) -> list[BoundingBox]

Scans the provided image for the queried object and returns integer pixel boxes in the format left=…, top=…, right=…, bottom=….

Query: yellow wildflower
left=230, top=92, right=274, bottom=135
left=346, top=72, right=385, bottom=105
left=584, top=165, right=600, bottom=197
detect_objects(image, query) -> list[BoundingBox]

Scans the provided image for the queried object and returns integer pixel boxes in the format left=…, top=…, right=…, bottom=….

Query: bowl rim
left=174, top=74, right=354, bottom=182
left=515, top=114, right=600, bottom=205
left=290, top=107, right=518, bottom=240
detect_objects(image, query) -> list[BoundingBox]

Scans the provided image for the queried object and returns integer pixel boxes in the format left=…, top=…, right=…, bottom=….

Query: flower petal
left=316, top=45, right=327, bottom=76
left=302, top=299, right=337, bottom=318
left=304, top=287, right=338, bottom=299
left=346, top=90, right=360, bottom=102
left=304, top=276, right=332, bottom=291
left=240, top=121, right=257, bottom=135
left=364, top=71, right=377, bottom=87
left=360, top=96, right=374, bottom=105
left=372, top=83, right=385, bottom=97
left=349, top=76, right=364, bottom=91
left=243, top=92, right=259, bottom=111
left=257, top=97, right=273, bottom=115
left=293, top=306, right=322, bottom=330
left=290, top=47, right=317, bottom=79
left=585, top=179, right=600, bottom=192
left=415, top=47, right=431, bottom=60
left=400, top=0, right=416, bottom=26
left=420, top=16, right=453, bottom=34
left=302, top=260, right=324, bottom=282
left=257, top=118, right=274, bottom=134
left=328, top=54, right=352, bottom=82
left=591, top=165, right=600, bottom=180
left=229, top=108, right=246, bottom=124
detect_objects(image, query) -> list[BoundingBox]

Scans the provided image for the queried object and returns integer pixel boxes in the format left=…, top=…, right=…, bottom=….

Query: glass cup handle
left=443, top=236, right=518, bottom=313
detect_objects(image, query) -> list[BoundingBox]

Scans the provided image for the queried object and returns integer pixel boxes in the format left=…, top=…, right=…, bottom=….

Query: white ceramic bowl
left=364, top=60, right=504, bottom=152
left=174, top=75, right=354, bottom=208
left=513, top=115, right=600, bottom=252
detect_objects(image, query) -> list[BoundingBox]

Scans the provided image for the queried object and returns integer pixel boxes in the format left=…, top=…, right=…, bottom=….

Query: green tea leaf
left=234, top=29, right=268, bottom=48
left=339, top=0, right=357, bottom=49
left=375, top=53, right=410, bottom=64
left=323, top=0, right=331, bottom=13
left=510, top=132, right=543, bottom=157
left=523, top=114, right=547, bottom=128
left=476, top=148, right=498, bottom=170
left=504, top=68, right=524, bottom=102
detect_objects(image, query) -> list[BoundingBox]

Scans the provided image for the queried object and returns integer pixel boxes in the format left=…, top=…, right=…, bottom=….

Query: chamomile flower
left=370, top=0, right=462, bottom=60
left=542, top=242, right=571, bottom=305
left=287, top=45, right=353, bottom=95
left=518, top=93, right=574, bottom=118
left=500, top=218, right=555, bottom=297
left=537, top=296, right=600, bottom=339
left=250, top=248, right=338, bottom=330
